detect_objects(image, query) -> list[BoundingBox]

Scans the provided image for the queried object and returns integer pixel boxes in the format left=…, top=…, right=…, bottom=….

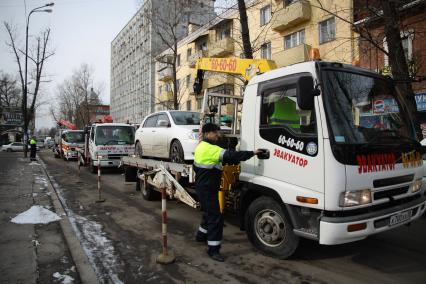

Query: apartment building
left=110, top=0, right=214, bottom=123
left=155, top=0, right=358, bottom=113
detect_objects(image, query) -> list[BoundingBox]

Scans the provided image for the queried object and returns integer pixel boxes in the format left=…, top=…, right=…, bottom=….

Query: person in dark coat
left=194, top=123, right=261, bottom=262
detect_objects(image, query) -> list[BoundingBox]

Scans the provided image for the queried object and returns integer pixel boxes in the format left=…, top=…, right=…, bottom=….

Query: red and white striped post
left=77, top=151, right=81, bottom=176
left=96, top=155, right=106, bottom=203
left=156, top=173, right=175, bottom=264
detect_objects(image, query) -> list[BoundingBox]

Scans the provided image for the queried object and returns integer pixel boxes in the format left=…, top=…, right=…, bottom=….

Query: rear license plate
left=389, top=210, right=412, bottom=226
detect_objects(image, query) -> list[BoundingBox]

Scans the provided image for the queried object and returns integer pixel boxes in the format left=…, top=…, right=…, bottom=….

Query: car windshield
left=95, top=126, right=135, bottom=145
left=65, top=131, right=85, bottom=143
left=170, top=111, right=200, bottom=125
left=322, top=70, right=415, bottom=145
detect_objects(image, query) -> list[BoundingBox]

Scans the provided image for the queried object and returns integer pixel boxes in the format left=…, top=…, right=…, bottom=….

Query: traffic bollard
left=95, top=155, right=106, bottom=203
left=156, top=177, right=175, bottom=264
left=77, top=151, right=81, bottom=176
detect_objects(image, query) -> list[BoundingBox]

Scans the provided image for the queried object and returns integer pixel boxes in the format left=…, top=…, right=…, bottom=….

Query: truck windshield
left=170, top=111, right=200, bottom=125
left=65, top=132, right=84, bottom=143
left=322, top=70, right=416, bottom=145
left=95, top=126, right=135, bottom=145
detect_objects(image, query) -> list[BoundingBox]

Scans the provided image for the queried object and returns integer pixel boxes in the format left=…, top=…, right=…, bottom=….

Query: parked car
left=37, top=139, right=45, bottom=149
left=135, top=111, right=200, bottom=162
left=1, top=142, right=24, bottom=152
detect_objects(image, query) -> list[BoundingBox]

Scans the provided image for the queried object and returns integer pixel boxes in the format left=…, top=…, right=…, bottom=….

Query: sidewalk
left=0, top=151, right=80, bottom=283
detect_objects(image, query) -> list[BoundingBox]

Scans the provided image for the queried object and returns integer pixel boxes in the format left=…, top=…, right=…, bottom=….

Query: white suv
left=135, top=111, right=200, bottom=162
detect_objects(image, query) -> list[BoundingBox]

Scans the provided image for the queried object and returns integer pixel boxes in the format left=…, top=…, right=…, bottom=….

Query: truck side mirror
left=297, top=76, right=318, bottom=110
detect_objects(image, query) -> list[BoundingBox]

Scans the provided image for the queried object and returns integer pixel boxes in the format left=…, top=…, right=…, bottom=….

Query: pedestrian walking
left=194, top=123, right=261, bottom=262
left=29, top=137, right=37, bottom=161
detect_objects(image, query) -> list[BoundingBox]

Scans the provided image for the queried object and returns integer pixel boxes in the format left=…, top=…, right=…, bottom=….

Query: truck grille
left=107, top=154, right=129, bottom=159
left=373, top=174, right=413, bottom=188
left=374, top=186, right=409, bottom=201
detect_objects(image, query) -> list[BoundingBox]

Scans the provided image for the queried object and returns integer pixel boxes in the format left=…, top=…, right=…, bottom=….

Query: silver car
left=1, top=142, right=24, bottom=152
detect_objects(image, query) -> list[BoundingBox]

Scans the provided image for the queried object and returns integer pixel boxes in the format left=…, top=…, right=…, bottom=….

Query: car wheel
left=245, top=196, right=299, bottom=259
left=139, top=175, right=160, bottom=200
left=135, top=141, right=143, bottom=158
left=6, top=148, right=12, bottom=152
left=169, top=140, right=184, bottom=163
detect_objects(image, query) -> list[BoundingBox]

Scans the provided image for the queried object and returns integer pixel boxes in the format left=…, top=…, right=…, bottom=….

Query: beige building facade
left=155, top=0, right=358, bottom=113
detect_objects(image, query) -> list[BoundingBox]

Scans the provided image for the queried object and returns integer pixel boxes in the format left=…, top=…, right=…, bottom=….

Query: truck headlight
left=340, top=189, right=372, bottom=207
left=412, top=179, right=422, bottom=193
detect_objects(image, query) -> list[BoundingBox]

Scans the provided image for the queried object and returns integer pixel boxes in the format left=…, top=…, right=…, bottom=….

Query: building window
left=260, top=42, right=272, bottom=60
left=159, top=85, right=162, bottom=94
left=187, top=48, right=192, bottom=60
left=284, top=29, right=305, bottom=49
left=186, top=74, right=191, bottom=87
left=197, top=97, right=203, bottom=110
left=177, top=54, right=181, bottom=66
left=217, top=25, right=231, bottom=41
left=186, top=100, right=191, bottom=110
left=383, top=31, right=413, bottom=66
left=176, top=79, right=181, bottom=92
left=319, top=17, right=336, bottom=44
left=260, top=5, right=271, bottom=26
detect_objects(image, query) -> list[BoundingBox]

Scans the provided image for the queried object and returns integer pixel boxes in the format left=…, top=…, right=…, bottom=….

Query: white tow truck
left=78, top=122, right=135, bottom=173
left=122, top=58, right=426, bottom=259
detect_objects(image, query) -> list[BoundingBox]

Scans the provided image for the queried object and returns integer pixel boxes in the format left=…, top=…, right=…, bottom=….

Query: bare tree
left=312, top=0, right=423, bottom=137
left=51, top=64, right=102, bottom=128
left=4, top=22, right=54, bottom=155
left=0, top=71, right=21, bottom=107
left=237, top=0, right=253, bottom=59
left=147, top=0, right=214, bottom=110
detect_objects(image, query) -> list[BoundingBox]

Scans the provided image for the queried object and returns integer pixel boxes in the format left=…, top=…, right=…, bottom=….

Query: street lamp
left=23, top=2, right=54, bottom=157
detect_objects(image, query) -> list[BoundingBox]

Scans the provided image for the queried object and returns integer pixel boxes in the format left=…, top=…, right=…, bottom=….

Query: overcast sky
left=0, top=0, right=230, bottom=130
left=0, top=0, right=139, bottom=129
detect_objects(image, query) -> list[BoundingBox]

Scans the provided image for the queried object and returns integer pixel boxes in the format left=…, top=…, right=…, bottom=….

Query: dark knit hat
left=202, top=123, right=220, bottom=134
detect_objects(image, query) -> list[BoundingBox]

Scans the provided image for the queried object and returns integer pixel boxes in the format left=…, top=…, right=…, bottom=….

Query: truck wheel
left=245, top=196, right=299, bottom=259
left=135, top=142, right=143, bottom=158
left=89, top=160, right=97, bottom=174
left=169, top=140, right=184, bottom=163
left=139, top=177, right=160, bottom=201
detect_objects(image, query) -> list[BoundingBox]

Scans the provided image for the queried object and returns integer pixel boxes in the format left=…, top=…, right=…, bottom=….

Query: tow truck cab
left=239, top=61, right=426, bottom=255
left=87, top=123, right=135, bottom=168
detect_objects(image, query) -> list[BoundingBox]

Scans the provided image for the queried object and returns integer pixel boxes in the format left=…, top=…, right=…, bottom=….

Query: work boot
left=208, top=251, right=224, bottom=262
left=195, top=235, right=207, bottom=243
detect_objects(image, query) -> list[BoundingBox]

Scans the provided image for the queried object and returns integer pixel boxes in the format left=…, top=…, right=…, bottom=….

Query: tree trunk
left=173, top=41, right=179, bottom=110
left=237, top=0, right=253, bottom=59
left=381, top=0, right=420, bottom=138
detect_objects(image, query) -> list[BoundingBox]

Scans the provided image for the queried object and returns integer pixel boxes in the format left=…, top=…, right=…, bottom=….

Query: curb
left=39, top=158, right=100, bottom=284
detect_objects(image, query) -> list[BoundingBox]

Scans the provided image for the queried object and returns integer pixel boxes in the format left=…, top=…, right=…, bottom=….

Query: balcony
left=203, top=75, right=234, bottom=90
left=271, top=1, right=311, bottom=31
left=272, top=44, right=311, bottom=67
left=188, top=50, right=208, bottom=68
left=159, top=91, right=174, bottom=102
left=208, top=37, right=234, bottom=57
left=158, top=66, right=173, bottom=82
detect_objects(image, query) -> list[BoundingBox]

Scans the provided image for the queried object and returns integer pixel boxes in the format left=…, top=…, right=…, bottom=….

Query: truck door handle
left=257, top=149, right=270, bottom=160
left=152, top=130, right=156, bottom=133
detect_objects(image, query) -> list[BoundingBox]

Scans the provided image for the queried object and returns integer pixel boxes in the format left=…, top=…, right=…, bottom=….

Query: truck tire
left=139, top=177, right=160, bottom=201
left=245, top=196, right=299, bottom=259
left=169, top=140, right=184, bottom=163
left=89, top=159, right=97, bottom=174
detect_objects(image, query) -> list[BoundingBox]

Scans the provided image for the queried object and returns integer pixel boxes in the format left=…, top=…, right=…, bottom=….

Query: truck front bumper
left=319, top=194, right=426, bottom=245
left=93, top=159, right=121, bottom=168
left=64, top=151, right=78, bottom=159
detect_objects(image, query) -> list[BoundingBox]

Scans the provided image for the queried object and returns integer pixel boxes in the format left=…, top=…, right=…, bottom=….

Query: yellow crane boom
left=193, top=57, right=277, bottom=94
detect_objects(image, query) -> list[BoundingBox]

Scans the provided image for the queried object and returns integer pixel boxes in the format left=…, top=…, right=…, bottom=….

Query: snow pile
left=53, top=272, right=74, bottom=284
left=29, top=161, right=40, bottom=166
left=11, top=205, right=61, bottom=224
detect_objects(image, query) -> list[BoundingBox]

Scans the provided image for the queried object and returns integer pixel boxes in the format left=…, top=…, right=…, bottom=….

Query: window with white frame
left=186, top=74, right=191, bottom=87
left=260, top=42, right=272, bottom=59
left=319, top=17, right=336, bottom=44
left=187, top=48, right=192, bottom=60
left=383, top=31, right=414, bottom=66
left=186, top=100, right=191, bottom=110
left=217, top=24, right=231, bottom=41
left=260, top=5, right=271, bottom=26
left=177, top=54, right=181, bottom=66
left=284, top=29, right=305, bottom=49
